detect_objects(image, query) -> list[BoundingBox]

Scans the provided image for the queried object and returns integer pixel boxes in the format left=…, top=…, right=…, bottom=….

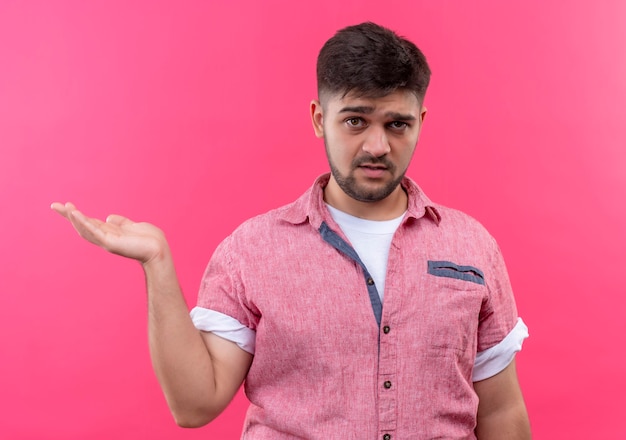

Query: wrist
left=142, top=240, right=173, bottom=272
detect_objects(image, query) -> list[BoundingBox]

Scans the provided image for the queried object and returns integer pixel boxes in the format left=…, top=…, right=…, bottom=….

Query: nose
left=362, top=126, right=390, bottom=158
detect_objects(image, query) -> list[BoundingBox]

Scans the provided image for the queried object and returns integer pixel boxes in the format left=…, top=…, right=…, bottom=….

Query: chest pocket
left=420, top=260, right=487, bottom=354
left=427, top=260, right=484, bottom=285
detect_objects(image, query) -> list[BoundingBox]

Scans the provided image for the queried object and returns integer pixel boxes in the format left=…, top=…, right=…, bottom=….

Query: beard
left=326, top=147, right=406, bottom=203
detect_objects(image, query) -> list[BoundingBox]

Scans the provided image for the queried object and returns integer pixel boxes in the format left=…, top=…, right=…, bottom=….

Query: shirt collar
left=280, top=173, right=441, bottom=228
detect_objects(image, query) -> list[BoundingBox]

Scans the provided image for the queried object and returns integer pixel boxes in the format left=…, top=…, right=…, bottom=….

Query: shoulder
left=431, top=203, right=497, bottom=244
left=233, top=199, right=302, bottom=234
left=226, top=177, right=324, bottom=242
left=216, top=197, right=310, bottom=257
left=436, top=204, right=491, bottom=231
left=403, top=177, right=493, bottom=241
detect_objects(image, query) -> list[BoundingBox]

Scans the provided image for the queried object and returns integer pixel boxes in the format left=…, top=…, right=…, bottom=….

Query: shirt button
left=384, top=381, right=392, bottom=389
left=383, top=434, right=391, bottom=440
left=383, top=325, right=390, bottom=334
left=367, top=277, right=374, bottom=285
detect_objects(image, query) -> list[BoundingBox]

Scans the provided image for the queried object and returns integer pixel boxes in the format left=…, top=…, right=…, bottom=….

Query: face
left=311, top=89, right=426, bottom=214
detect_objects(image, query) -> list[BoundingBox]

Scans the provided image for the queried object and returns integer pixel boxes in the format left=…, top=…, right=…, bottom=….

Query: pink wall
left=2, top=1, right=625, bottom=438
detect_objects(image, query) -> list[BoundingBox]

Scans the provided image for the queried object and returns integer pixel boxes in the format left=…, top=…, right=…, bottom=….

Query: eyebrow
left=338, top=106, right=416, bottom=121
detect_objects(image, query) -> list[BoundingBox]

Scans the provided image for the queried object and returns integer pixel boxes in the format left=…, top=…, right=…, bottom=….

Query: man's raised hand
left=51, top=202, right=168, bottom=265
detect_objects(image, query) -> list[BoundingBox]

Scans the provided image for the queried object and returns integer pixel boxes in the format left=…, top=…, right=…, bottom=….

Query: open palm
left=51, top=202, right=167, bottom=264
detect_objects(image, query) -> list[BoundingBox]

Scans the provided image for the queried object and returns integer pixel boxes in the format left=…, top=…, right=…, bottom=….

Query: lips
left=358, top=164, right=388, bottom=178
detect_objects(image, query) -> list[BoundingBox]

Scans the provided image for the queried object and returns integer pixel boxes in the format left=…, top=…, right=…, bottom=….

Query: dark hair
left=317, top=22, right=431, bottom=105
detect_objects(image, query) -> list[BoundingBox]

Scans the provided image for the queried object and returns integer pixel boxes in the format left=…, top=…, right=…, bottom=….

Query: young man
left=53, top=22, right=530, bottom=439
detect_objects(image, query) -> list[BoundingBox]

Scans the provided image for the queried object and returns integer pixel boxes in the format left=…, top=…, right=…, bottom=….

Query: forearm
left=475, top=402, right=531, bottom=439
left=474, top=359, right=531, bottom=439
left=143, top=251, right=220, bottom=427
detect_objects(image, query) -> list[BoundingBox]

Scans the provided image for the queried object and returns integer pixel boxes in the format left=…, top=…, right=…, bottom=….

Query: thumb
left=106, top=214, right=134, bottom=226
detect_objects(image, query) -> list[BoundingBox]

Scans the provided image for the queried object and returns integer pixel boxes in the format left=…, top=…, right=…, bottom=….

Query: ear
left=420, top=106, right=427, bottom=124
left=310, top=100, right=324, bottom=138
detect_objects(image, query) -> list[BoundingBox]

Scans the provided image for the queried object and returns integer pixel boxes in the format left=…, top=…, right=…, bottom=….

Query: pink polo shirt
left=197, top=174, right=522, bottom=439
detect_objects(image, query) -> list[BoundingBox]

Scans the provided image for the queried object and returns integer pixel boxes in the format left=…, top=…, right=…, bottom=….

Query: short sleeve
left=190, top=307, right=256, bottom=354
left=477, top=238, right=521, bottom=352
left=196, top=234, right=261, bottom=331
left=473, top=317, right=528, bottom=381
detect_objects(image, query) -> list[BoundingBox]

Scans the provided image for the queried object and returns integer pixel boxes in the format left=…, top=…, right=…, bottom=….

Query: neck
left=323, top=178, right=408, bottom=221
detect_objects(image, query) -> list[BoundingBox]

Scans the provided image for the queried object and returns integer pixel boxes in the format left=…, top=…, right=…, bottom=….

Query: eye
left=388, top=121, right=408, bottom=130
left=345, top=117, right=365, bottom=128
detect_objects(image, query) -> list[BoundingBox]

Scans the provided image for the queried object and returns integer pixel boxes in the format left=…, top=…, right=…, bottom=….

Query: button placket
left=378, top=249, right=399, bottom=435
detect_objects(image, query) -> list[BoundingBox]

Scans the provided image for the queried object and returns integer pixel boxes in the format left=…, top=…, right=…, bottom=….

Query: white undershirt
left=325, top=203, right=404, bottom=301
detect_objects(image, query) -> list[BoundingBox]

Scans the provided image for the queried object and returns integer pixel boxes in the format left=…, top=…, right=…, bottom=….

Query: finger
left=51, top=202, right=68, bottom=216
left=67, top=208, right=104, bottom=234
left=68, top=210, right=120, bottom=247
left=50, top=201, right=77, bottom=219
left=69, top=208, right=102, bottom=230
